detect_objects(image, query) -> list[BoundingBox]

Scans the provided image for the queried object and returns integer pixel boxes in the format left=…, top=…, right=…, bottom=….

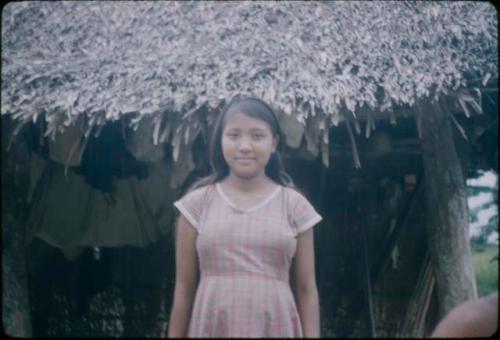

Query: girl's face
left=221, top=111, right=278, bottom=180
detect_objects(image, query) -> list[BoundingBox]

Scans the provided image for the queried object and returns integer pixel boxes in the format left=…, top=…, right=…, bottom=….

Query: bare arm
left=293, top=228, right=320, bottom=338
left=167, top=215, right=199, bottom=338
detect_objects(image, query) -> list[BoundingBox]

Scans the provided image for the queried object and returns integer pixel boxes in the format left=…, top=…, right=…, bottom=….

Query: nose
left=237, top=137, right=252, bottom=152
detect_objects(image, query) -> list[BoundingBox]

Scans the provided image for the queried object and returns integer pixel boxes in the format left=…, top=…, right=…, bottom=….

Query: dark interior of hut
left=21, top=120, right=177, bottom=337
left=4, top=92, right=496, bottom=337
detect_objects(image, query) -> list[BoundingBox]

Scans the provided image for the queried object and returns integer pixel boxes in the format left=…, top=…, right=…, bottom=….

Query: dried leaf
left=321, top=137, right=329, bottom=168
left=449, top=113, right=468, bottom=140
left=159, top=119, right=172, bottom=143
left=482, top=73, right=491, bottom=86
left=279, top=111, right=305, bottom=148
left=457, top=97, right=471, bottom=118
left=345, top=120, right=361, bottom=169
left=365, top=112, right=372, bottom=139
left=152, top=115, right=162, bottom=146
left=2, top=1, right=497, bottom=139
left=171, top=127, right=183, bottom=162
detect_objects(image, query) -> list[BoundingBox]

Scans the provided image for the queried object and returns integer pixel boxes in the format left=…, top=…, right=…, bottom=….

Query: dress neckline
left=215, top=182, right=282, bottom=213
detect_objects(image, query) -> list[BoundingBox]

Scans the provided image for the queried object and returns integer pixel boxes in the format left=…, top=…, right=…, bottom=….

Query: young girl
left=167, top=95, right=322, bottom=338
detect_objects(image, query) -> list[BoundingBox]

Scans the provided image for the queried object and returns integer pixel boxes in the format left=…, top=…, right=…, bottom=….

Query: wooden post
left=419, top=99, right=477, bottom=318
left=1, top=117, right=33, bottom=337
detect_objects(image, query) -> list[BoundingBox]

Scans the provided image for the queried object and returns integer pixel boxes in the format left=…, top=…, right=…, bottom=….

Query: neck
left=224, top=172, right=273, bottom=193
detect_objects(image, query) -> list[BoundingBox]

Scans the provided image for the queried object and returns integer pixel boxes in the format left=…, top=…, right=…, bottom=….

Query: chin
left=231, top=168, right=261, bottom=180
left=234, top=171, right=259, bottom=180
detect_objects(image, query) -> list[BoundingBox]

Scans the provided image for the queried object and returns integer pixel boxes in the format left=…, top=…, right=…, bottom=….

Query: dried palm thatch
left=1, top=1, right=497, bottom=172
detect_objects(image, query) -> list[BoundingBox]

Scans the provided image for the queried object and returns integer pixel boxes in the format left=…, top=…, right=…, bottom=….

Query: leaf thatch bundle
left=2, top=1, right=497, bottom=171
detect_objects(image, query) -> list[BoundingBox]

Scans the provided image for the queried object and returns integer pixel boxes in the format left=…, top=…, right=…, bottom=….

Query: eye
left=225, top=131, right=239, bottom=138
left=252, top=130, right=268, bottom=138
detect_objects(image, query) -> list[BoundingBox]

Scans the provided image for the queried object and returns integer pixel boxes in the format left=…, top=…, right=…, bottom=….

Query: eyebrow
left=224, top=128, right=268, bottom=133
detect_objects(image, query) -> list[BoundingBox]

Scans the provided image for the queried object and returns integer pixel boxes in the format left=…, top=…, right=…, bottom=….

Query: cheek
left=221, top=138, right=235, bottom=157
left=257, top=140, right=275, bottom=156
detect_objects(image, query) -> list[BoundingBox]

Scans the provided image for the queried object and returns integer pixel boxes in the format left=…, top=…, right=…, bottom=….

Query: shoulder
left=282, top=186, right=310, bottom=206
left=281, top=185, right=322, bottom=234
left=432, top=293, right=498, bottom=337
left=460, top=293, right=498, bottom=325
left=183, top=183, right=215, bottom=200
left=453, top=293, right=497, bottom=319
left=174, top=184, right=216, bottom=230
left=176, top=184, right=216, bottom=210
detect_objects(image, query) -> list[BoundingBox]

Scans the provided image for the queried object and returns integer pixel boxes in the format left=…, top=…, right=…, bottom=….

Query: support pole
left=419, top=99, right=477, bottom=318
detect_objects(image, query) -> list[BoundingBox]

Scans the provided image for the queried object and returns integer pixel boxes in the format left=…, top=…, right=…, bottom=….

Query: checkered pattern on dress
left=174, top=183, right=322, bottom=338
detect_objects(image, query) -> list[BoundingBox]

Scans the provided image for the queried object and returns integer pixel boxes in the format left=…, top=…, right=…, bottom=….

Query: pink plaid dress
left=174, top=183, right=322, bottom=338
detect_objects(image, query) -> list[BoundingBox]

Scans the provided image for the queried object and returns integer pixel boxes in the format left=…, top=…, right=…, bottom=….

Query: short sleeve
left=173, top=186, right=209, bottom=232
left=288, top=189, right=322, bottom=235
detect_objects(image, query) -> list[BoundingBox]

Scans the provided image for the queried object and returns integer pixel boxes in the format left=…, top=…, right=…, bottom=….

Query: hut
left=1, top=1, right=497, bottom=337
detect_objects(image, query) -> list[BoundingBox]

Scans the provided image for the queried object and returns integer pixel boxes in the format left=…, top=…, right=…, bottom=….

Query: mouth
left=235, top=157, right=256, bottom=163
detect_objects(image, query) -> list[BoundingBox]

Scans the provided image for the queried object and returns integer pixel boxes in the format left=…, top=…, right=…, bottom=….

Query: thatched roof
left=2, top=1, right=498, bottom=170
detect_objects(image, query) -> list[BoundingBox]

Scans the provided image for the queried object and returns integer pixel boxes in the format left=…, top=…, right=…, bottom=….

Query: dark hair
left=188, top=95, right=294, bottom=191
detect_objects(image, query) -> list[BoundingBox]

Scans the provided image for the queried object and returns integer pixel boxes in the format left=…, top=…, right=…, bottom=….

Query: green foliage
left=471, top=243, right=498, bottom=297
